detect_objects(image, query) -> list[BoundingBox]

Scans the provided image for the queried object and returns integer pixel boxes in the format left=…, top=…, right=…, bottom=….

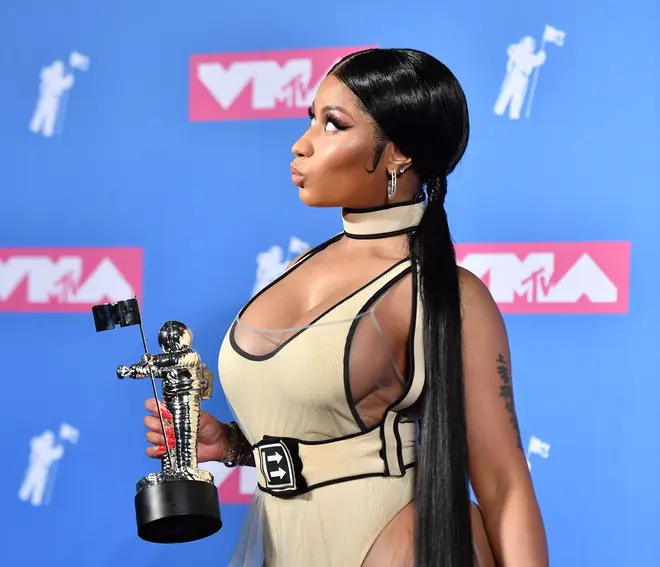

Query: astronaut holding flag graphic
left=18, top=430, right=64, bottom=507
left=252, top=236, right=310, bottom=295
left=494, top=24, right=566, bottom=120
left=288, top=236, right=309, bottom=256
left=29, top=51, right=90, bottom=138
left=18, top=422, right=79, bottom=507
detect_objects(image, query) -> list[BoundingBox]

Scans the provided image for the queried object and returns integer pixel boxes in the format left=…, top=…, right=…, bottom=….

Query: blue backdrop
left=1, top=1, right=658, bottom=565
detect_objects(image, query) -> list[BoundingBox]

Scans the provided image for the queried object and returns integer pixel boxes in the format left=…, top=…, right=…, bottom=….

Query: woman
left=144, top=47, right=548, bottom=567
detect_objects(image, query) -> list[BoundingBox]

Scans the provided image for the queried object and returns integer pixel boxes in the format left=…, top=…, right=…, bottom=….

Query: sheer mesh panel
left=345, top=274, right=413, bottom=429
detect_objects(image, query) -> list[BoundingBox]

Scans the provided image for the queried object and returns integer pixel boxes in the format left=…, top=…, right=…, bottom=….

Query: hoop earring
left=387, top=169, right=397, bottom=200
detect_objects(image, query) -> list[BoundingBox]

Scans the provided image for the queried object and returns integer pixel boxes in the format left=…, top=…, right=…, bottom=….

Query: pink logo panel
left=189, top=46, right=376, bottom=121
left=0, top=248, right=143, bottom=312
left=217, top=468, right=255, bottom=505
left=455, top=242, right=630, bottom=314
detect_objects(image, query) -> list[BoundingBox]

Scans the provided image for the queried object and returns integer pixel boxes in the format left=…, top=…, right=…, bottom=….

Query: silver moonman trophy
left=92, top=297, right=222, bottom=543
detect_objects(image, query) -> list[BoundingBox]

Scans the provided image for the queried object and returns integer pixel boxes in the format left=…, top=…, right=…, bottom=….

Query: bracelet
left=222, top=421, right=252, bottom=467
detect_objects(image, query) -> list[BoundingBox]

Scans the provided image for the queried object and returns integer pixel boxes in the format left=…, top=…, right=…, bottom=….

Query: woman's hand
left=143, top=398, right=229, bottom=463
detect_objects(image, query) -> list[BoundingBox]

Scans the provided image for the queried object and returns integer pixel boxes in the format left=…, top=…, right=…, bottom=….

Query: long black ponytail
left=331, top=48, right=472, bottom=567
left=413, top=177, right=472, bottom=567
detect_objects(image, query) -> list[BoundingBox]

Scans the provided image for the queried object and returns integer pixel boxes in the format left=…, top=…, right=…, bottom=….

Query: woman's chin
left=297, top=186, right=331, bottom=208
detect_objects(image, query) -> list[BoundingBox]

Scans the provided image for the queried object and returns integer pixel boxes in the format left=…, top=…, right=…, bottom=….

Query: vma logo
left=189, top=46, right=374, bottom=121
left=456, top=242, right=630, bottom=314
left=0, top=248, right=142, bottom=312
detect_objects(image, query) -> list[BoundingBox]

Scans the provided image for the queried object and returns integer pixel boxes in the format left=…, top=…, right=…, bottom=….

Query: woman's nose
left=291, top=128, right=313, bottom=158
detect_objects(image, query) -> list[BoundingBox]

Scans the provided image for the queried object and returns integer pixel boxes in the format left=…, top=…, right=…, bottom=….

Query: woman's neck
left=341, top=192, right=426, bottom=240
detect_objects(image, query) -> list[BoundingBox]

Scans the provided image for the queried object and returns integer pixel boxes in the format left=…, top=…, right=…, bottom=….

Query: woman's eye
left=307, top=108, right=345, bottom=132
left=324, top=120, right=338, bottom=132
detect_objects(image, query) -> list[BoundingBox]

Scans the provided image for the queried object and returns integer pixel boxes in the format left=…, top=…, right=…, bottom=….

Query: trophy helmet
left=158, top=321, right=192, bottom=352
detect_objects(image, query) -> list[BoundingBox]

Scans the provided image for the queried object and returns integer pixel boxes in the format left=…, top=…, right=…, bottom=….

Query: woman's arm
left=459, top=268, right=549, bottom=567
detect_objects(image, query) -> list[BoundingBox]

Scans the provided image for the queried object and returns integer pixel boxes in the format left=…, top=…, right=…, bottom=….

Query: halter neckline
left=341, top=193, right=426, bottom=239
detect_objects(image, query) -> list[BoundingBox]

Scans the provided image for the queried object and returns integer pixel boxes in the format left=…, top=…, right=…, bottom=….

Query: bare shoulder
left=286, top=249, right=310, bottom=269
left=457, top=266, right=501, bottom=317
left=457, top=266, right=509, bottom=351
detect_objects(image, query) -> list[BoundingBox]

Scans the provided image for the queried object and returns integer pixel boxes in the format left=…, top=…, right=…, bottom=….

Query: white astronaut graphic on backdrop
left=494, top=25, right=566, bottom=120
left=526, top=435, right=551, bottom=471
left=29, top=51, right=90, bottom=138
left=19, top=423, right=79, bottom=507
left=252, top=236, right=309, bottom=296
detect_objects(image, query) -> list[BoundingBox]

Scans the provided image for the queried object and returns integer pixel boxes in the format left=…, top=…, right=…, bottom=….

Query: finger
left=144, top=415, right=173, bottom=433
left=145, top=398, right=173, bottom=419
left=146, top=429, right=176, bottom=449
left=146, top=445, right=168, bottom=459
left=146, top=430, right=165, bottom=446
left=145, top=430, right=176, bottom=447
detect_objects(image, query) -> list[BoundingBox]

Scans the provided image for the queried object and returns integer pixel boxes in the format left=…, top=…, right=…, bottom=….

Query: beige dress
left=218, top=195, right=465, bottom=566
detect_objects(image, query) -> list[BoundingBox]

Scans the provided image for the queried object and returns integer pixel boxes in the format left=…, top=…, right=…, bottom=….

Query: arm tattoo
left=496, top=353, right=523, bottom=451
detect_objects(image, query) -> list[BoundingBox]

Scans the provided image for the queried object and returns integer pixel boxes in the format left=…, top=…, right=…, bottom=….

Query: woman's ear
left=384, top=141, right=412, bottom=173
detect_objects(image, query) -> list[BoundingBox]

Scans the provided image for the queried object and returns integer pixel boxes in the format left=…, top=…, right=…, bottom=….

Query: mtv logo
left=189, top=46, right=376, bottom=121
left=455, top=242, right=630, bottom=314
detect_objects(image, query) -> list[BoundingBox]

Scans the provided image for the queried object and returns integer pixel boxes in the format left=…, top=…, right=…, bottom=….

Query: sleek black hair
left=330, top=48, right=472, bottom=566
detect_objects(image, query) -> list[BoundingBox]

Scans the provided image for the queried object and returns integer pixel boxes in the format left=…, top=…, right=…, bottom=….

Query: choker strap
left=342, top=193, right=426, bottom=239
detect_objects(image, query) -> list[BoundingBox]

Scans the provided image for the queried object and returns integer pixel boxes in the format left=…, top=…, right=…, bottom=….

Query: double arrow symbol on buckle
left=267, top=452, right=286, bottom=479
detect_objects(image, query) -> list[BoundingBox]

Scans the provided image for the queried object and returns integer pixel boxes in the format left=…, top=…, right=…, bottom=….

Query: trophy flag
left=92, top=297, right=141, bottom=331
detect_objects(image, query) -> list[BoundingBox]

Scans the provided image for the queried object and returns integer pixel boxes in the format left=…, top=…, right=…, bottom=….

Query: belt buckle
left=257, top=438, right=303, bottom=496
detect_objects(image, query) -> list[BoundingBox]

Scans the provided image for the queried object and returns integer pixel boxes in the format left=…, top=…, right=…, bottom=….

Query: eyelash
left=307, top=106, right=349, bottom=132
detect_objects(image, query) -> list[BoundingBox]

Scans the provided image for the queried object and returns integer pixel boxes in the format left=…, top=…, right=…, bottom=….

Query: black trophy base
left=135, top=479, right=222, bottom=543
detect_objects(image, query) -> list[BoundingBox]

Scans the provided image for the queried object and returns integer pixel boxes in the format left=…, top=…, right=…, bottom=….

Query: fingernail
left=166, top=438, right=175, bottom=448
left=157, top=445, right=167, bottom=452
left=161, top=408, right=172, bottom=419
left=166, top=427, right=174, bottom=437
